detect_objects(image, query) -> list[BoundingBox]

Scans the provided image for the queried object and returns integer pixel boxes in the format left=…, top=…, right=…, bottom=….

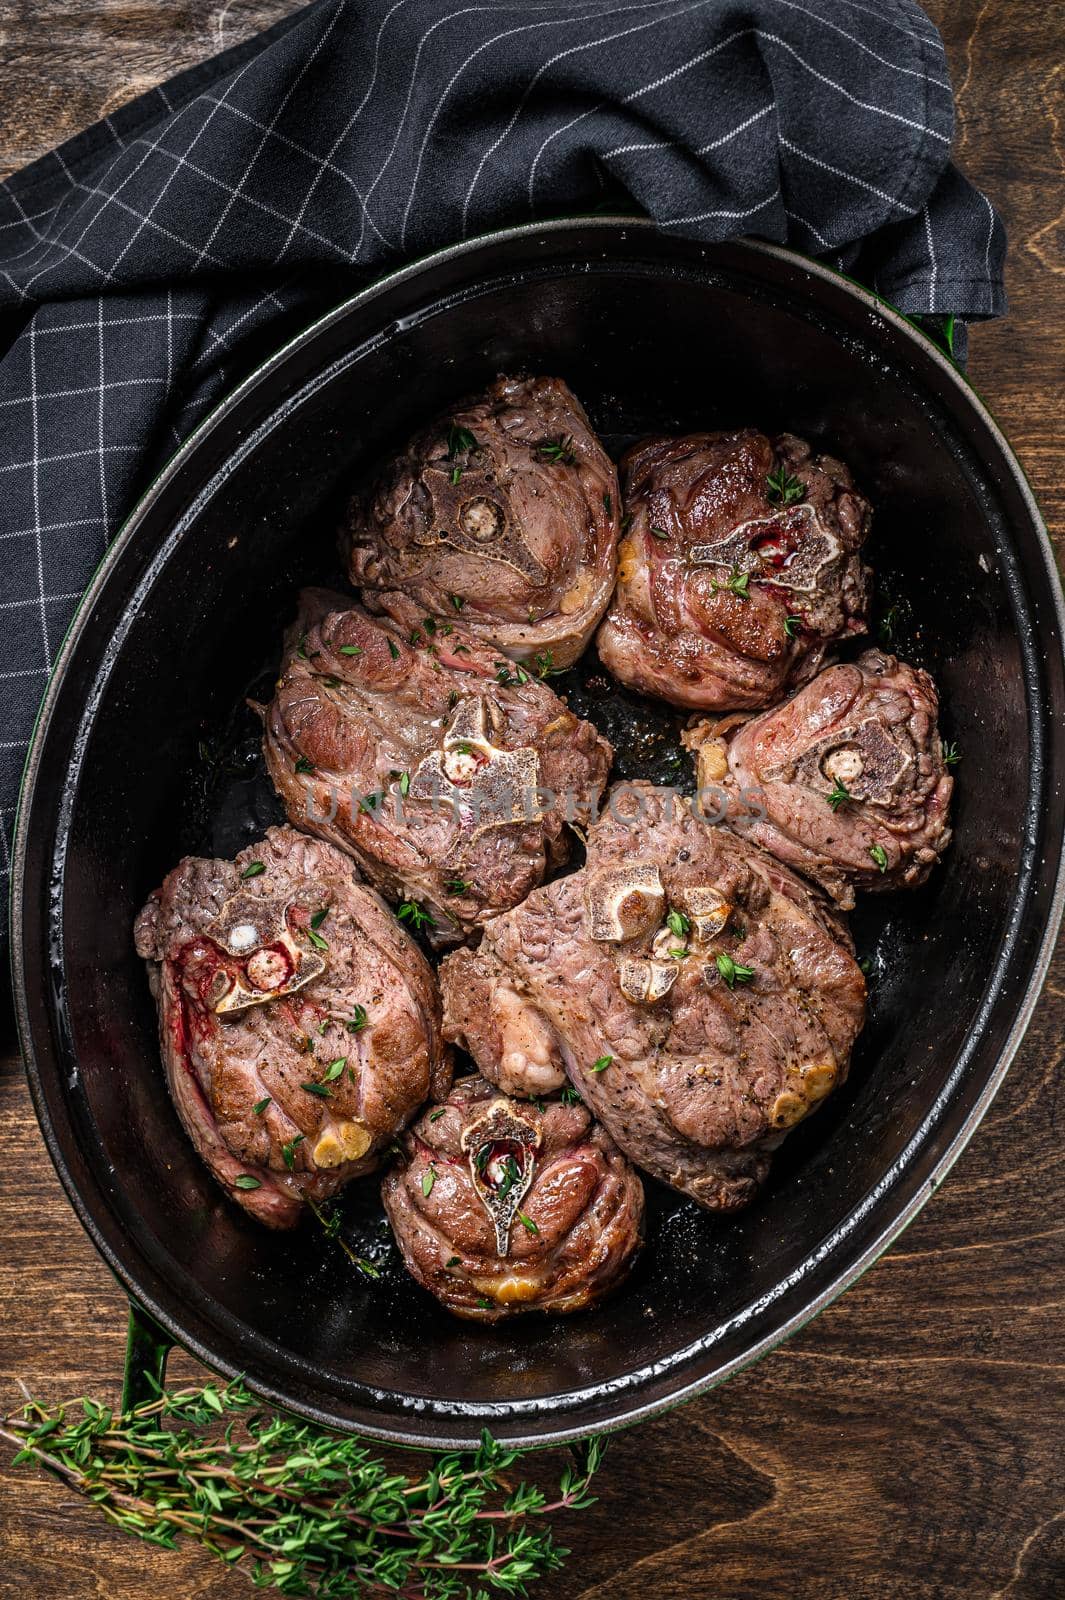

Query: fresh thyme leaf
left=649, top=524, right=670, bottom=540
left=784, top=615, right=802, bottom=638
left=711, top=565, right=750, bottom=600
left=826, top=778, right=851, bottom=812
left=517, top=1211, right=539, bottom=1235
left=252, top=1097, right=271, bottom=1115
left=590, top=1054, right=613, bottom=1073
left=323, top=1057, right=347, bottom=1081
left=422, top=1166, right=436, bottom=1197
left=450, top=465, right=462, bottom=485
left=398, top=770, right=411, bottom=797
left=240, top=861, right=265, bottom=879
left=306, top=927, right=329, bottom=952
left=766, top=465, right=806, bottom=506
left=869, top=843, right=889, bottom=873
left=560, top=1085, right=583, bottom=1105
left=716, top=952, right=754, bottom=988
left=338, top=643, right=363, bottom=657
left=859, top=956, right=874, bottom=977
left=296, top=633, right=309, bottom=660
left=294, top=755, right=315, bottom=775
left=444, top=876, right=470, bottom=894
left=941, top=740, right=961, bottom=766
left=477, top=1296, right=492, bottom=1309
left=666, top=909, right=690, bottom=937
left=603, top=491, right=613, bottom=518
left=233, top=1175, right=261, bottom=1190
left=387, top=637, right=400, bottom=660
left=495, top=1154, right=522, bottom=1204
left=310, top=907, right=329, bottom=929
left=397, top=898, right=436, bottom=931
left=281, top=1134, right=304, bottom=1170
left=302, top=1081, right=332, bottom=1098
left=446, top=423, right=477, bottom=458
left=536, top=434, right=576, bottom=465
left=422, top=616, right=437, bottom=635
left=534, top=649, right=562, bottom=678
left=346, top=1005, right=368, bottom=1032
left=446, top=1254, right=461, bottom=1267
left=429, top=1108, right=446, bottom=1122
left=449, top=592, right=464, bottom=610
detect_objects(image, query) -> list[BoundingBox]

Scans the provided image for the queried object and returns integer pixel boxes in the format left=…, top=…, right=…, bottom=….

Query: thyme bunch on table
left=1, top=1378, right=604, bottom=1597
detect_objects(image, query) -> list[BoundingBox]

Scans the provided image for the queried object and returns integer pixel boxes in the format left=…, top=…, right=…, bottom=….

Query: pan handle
left=121, top=1300, right=175, bottom=1415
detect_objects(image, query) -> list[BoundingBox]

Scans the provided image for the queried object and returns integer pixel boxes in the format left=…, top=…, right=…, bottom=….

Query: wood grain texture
left=1, top=2, right=1063, bottom=1596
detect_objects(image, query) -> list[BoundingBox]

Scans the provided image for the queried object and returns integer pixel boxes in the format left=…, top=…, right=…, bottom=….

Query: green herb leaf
left=448, top=592, right=464, bottom=610
left=397, top=898, right=436, bottom=932
left=766, top=465, right=806, bottom=506
left=446, top=423, right=477, bottom=458
left=517, top=1211, right=539, bottom=1235
left=323, top=1057, right=347, bottom=1081
left=306, top=927, right=328, bottom=952
left=826, top=777, right=851, bottom=812
left=711, top=565, right=750, bottom=600
left=534, top=649, right=562, bottom=679
left=560, top=1085, right=583, bottom=1105
left=535, top=434, right=576, bottom=465
left=446, top=1254, right=461, bottom=1267
left=603, top=492, right=613, bottom=518
left=310, top=907, right=329, bottom=929
left=422, top=1166, right=436, bottom=1197
left=716, top=952, right=755, bottom=988
left=444, top=876, right=470, bottom=895
left=240, top=861, right=265, bottom=880
left=302, top=1081, right=332, bottom=1099
left=869, top=843, right=889, bottom=873
left=649, top=524, right=669, bottom=540
left=387, top=637, right=400, bottom=660
left=941, top=740, right=961, bottom=767
left=338, top=643, right=363, bottom=657
left=590, top=1054, right=613, bottom=1074
left=252, top=1097, right=271, bottom=1116
left=784, top=615, right=802, bottom=639
left=294, top=755, right=315, bottom=775
left=281, top=1134, right=304, bottom=1170
left=429, top=1108, right=446, bottom=1122
left=666, top=909, right=690, bottom=937
left=233, top=1175, right=261, bottom=1190
left=346, top=1005, right=368, bottom=1032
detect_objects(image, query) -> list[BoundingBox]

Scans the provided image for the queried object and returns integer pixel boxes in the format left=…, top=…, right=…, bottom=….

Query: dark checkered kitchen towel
left=0, top=0, right=1006, bottom=935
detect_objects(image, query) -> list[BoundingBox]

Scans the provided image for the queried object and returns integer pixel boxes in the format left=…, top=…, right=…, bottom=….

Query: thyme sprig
left=2, top=1382, right=604, bottom=1598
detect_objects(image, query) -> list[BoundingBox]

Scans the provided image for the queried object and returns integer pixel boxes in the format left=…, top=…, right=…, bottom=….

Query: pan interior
left=23, top=232, right=1056, bottom=1440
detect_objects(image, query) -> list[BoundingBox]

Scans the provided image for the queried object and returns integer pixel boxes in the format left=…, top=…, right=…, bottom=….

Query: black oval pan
left=12, top=220, right=1065, bottom=1448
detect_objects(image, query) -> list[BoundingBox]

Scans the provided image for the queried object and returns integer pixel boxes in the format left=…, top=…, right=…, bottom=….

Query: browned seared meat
left=685, top=650, right=953, bottom=907
left=260, top=589, right=611, bottom=945
left=441, top=783, right=866, bottom=1212
left=596, top=430, right=871, bottom=709
left=381, top=1076, right=643, bottom=1320
left=345, top=374, right=618, bottom=670
left=134, top=826, right=450, bottom=1229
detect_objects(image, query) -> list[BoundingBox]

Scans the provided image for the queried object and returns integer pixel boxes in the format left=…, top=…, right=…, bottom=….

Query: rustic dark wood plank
left=1, top=3, right=1063, bottom=1597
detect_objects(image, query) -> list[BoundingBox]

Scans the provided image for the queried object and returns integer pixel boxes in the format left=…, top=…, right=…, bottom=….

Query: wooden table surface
left=1, top=3, right=1063, bottom=1596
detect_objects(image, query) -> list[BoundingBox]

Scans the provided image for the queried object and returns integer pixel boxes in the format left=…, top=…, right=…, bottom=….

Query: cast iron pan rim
left=11, top=220, right=1065, bottom=1449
